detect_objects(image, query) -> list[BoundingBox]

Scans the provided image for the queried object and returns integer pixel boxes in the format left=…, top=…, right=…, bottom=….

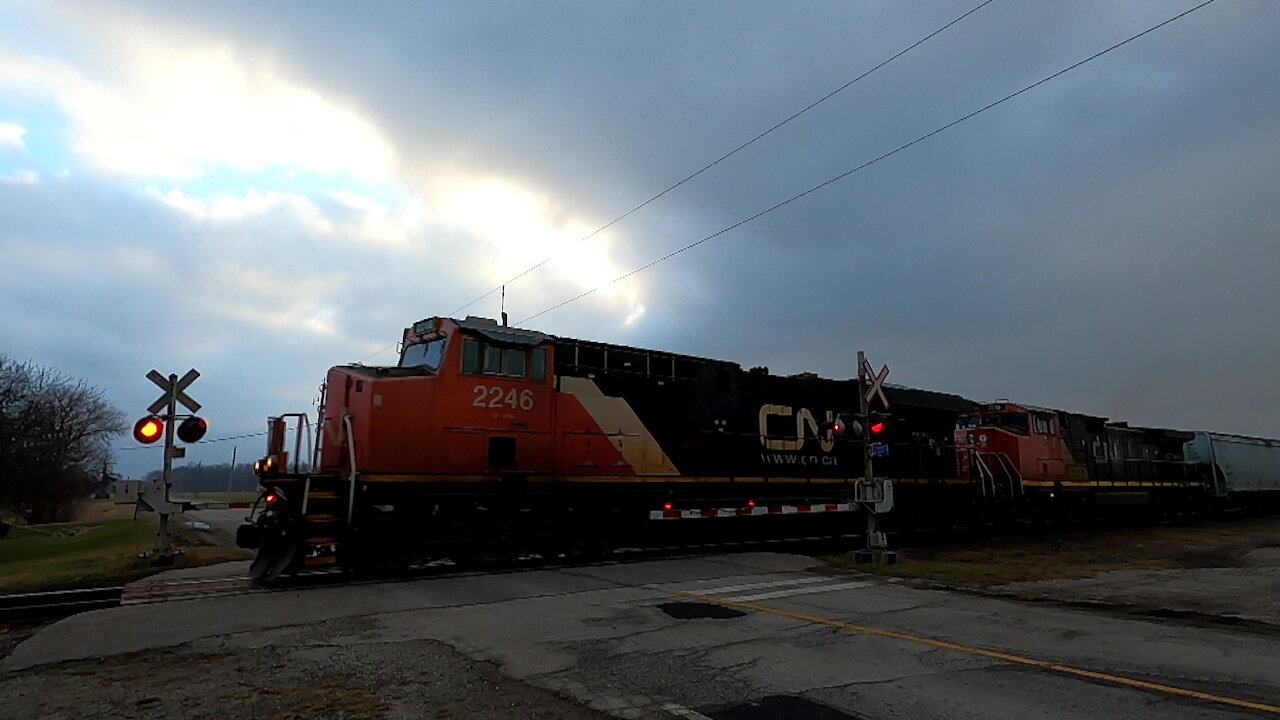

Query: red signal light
left=264, top=492, right=279, bottom=506
left=177, top=416, right=208, bottom=443
left=132, top=416, right=164, bottom=444
left=663, top=502, right=673, bottom=511
left=870, top=422, right=886, bottom=434
left=747, top=500, right=756, bottom=508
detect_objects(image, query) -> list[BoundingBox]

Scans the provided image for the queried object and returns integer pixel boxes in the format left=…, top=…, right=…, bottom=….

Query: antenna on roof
left=500, top=285, right=509, bottom=327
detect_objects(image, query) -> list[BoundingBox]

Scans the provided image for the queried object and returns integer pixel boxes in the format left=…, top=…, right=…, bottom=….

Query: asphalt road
left=184, top=507, right=250, bottom=538
left=5, top=552, right=1278, bottom=719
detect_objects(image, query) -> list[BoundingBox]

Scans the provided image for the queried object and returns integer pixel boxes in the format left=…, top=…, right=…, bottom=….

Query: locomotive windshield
left=400, top=337, right=446, bottom=371
left=986, top=412, right=1030, bottom=434
left=958, top=412, right=1029, bottom=433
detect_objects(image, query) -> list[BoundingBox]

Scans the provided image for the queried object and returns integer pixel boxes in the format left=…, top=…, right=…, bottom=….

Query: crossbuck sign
left=860, top=358, right=890, bottom=409
left=147, top=368, right=202, bottom=414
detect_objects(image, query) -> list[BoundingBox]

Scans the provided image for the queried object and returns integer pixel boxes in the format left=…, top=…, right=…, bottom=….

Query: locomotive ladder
left=296, top=473, right=348, bottom=568
left=274, top=412, right=353, bottom=570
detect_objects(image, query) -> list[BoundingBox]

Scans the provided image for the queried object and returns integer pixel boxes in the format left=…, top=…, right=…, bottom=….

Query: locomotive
left=238, top=315, right=1279, bottom=580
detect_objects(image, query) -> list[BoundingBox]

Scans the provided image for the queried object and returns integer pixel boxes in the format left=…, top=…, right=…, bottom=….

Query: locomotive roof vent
left=464, top=315, right=499, bottom=326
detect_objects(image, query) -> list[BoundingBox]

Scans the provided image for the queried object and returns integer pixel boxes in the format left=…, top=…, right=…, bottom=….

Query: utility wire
left=449, top=0, right=997, bottom=318
left=274, top=2, right=997, bottom=376
left=117, top=430, right=268, bottom=451
left=519, top=0, right=1218, bottom=324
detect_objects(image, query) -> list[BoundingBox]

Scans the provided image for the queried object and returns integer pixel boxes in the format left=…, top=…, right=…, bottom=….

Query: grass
left=0, top=514, right=249, bottom=594
left=823, top=514, right=1280, bottom=588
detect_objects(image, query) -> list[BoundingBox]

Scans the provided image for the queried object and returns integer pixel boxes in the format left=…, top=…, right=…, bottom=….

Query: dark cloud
left=3, top=0, right=1279, bottom=479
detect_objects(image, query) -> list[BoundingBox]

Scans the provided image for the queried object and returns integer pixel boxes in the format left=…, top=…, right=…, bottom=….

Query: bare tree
left=0, top=357, right=124, bottom=524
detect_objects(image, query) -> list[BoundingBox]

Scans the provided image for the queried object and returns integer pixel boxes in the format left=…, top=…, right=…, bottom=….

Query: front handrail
left=275, top=413, right=314, bottom=474
left=343, top=414, right=357, bottom=525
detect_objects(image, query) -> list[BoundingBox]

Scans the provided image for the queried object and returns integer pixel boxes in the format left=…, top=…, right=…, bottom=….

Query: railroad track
left=17, top=533, right=869, bottom=615
left=0, top=587, right=125, bottom=623
left=0, top=512, right=1252, bottom=623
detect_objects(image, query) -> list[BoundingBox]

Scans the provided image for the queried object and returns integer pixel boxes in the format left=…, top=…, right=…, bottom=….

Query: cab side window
left=1033, top=414, right=1055, bottom=435
left=531, top=348, right=547, bottom=382
left=461, top=337, right=548, bottom=381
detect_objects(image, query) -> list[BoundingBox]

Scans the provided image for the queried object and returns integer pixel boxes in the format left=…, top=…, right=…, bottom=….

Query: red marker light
left=663, top=502, right=673, bottom=511
left=264, top=493, right=278, bottom=506
left=747, top=500, right=756, bottom=508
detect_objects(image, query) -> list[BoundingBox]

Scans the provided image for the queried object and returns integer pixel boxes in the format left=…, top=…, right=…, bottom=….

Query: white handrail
left=972, top=450, right=991, bottom=499
left=342, top=414, right=357, bottom=525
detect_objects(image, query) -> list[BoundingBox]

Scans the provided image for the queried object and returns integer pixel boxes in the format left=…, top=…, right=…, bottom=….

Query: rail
left=0, top=586, right=124, bottom=622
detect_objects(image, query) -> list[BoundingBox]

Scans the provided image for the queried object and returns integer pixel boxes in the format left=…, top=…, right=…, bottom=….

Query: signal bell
left=177, top=416, right=208, bottom=443
left=133, top=416, right=164, bottom=444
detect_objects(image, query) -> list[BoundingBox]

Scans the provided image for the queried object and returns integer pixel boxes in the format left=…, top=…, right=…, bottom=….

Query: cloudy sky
left=1, top=0, right=1276, bottom=478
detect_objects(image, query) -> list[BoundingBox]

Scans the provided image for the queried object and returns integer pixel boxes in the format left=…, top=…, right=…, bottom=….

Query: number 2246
left=472, top=385, right=534, bottom=411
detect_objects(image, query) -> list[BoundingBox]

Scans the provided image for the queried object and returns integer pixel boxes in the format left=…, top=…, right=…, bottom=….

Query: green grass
left=0, top=519, right=161, bottom=592
left=0, top=516, right=250, bottom=593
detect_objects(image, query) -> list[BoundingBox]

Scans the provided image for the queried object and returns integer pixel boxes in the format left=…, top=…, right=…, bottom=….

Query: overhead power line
left=117, top=430, right=268, bottom=452
left=449, top=0, right=997, bottom=318
left=519, top=0, right=1218, bottom=324
left=271, top=2, right=998, bottom=379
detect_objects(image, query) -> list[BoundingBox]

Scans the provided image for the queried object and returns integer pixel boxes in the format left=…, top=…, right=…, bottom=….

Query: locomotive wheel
left=249, top=534, right=301, bottom=583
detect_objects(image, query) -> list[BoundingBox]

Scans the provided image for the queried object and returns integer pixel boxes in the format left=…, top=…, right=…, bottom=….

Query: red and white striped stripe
left=649, top=503, right=855, bottom=520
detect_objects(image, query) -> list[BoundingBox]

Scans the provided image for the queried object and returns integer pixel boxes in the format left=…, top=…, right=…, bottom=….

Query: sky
left=0, top=0, right=1276, bottom=479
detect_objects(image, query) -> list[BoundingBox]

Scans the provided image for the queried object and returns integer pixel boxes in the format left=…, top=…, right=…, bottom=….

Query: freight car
left=238, top=315, right=975, bottom=579
left=1183, top=432, right=1280, bottom=499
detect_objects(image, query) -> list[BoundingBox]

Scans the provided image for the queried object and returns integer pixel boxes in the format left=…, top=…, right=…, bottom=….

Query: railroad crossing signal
left=131, top=368, right=205, bottom=563
left=860, top=358, right=890, bottom=410
left=133, top=416, right=164, bottom=444
left=147, top=368, right=201, bottom=414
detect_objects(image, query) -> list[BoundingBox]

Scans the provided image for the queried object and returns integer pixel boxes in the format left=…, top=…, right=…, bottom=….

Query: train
left=237, top=315, right=1280, bottom=580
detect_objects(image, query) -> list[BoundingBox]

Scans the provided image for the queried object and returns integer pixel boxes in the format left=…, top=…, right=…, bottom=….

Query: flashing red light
left=177, top=416, right=208, bottom=443
left=132, top=416, right=164, bottom=444
left=870, top=422, right=886, bottom=434
left=264, top=492, right=279, bottom=506
left=663, top=502, right=673, bottom=511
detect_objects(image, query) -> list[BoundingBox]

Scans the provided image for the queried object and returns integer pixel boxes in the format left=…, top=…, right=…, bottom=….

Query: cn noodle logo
left=758, top=404, right=836, bottom=453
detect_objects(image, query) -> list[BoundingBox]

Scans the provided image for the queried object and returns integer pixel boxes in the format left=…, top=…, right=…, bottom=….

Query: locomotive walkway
left=4, top=552, right=1278, bottom=719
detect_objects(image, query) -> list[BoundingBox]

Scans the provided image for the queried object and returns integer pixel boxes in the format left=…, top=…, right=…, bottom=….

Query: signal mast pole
left=857, top=351, right=878, bottom=566
left=156, top=372, right=178, bottom=558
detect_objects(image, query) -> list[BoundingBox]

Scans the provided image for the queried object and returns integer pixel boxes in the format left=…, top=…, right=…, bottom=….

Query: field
left=827, top=513, right=1280, bottom=587
left=0, top=503, right=249, bottom=593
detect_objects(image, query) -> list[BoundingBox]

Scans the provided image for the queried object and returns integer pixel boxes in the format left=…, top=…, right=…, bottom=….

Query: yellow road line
left=671, top=590, right=1280, bottom=715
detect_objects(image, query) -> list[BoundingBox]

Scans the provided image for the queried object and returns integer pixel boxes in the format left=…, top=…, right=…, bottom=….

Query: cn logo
left=758, top=404, right=835, bottom=452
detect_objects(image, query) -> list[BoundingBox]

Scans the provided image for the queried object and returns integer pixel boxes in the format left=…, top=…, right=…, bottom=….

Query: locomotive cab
left=316, top=316, right=556, bottom=477
left=954, top=402, right=1077, bottom=497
